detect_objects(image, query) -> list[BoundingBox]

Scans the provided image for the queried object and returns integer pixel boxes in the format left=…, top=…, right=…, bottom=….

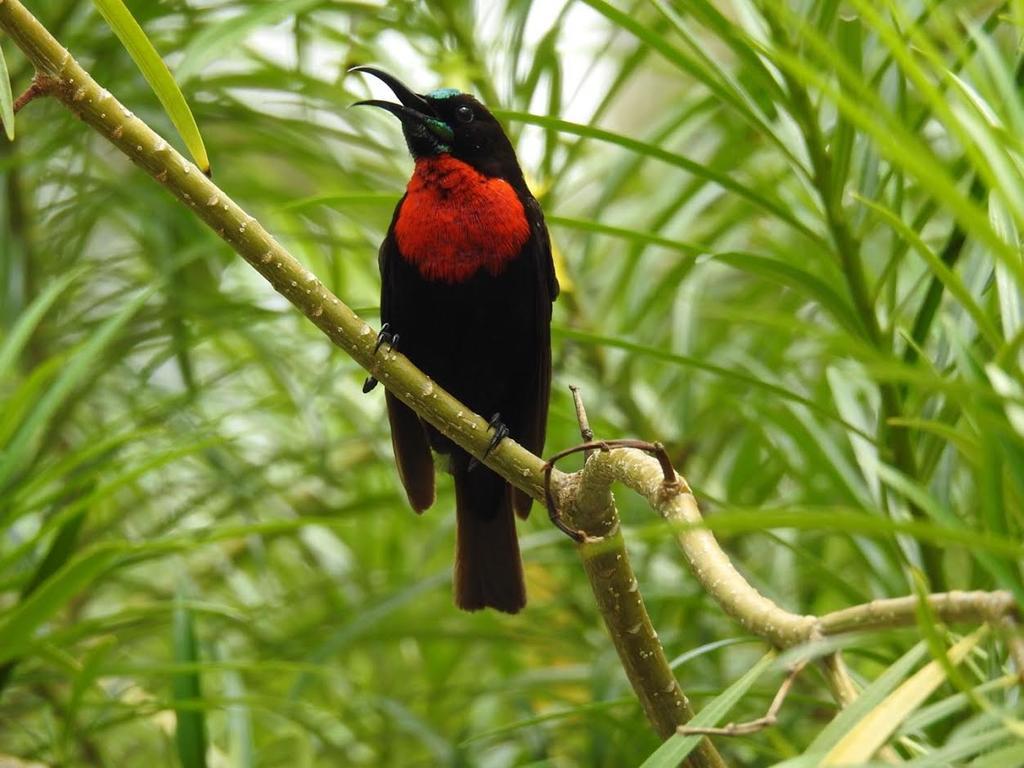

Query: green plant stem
left=564, top=462, right=725, bottom=768
left=818, top=590, right=1018, bottom=635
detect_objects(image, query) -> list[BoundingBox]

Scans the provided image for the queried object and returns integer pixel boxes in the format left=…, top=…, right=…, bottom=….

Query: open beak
left=350, top=66, right=454, bottom=144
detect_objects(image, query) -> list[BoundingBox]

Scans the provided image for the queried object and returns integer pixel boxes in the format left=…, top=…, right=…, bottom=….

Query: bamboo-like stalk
left=564, top=457, right=723, bottom=767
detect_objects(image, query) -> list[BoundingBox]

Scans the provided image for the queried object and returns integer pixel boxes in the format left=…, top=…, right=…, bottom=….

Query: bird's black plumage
left=355, top=68, right=557, bottom=613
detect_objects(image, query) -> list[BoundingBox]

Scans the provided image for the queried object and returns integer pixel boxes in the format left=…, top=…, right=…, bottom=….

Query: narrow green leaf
left=639, top=652, right=775, bottom=767
left=855, top=194, right=1001, bottom=348
left=91, top=0, right=210, bottom=173
left=224, top=669, right=255, bottom=768
left=0, top=269, right=82, bottom=379
left=173, top=586, right=209, bottom=768
left=0, top=544, right=122, bottom=666
left=553, top=325, right=872, bottom=440
left=823, top=629, right=987, bottom=764
left=497, top=109, right=823, bottom=244
left=813, top=641, right=930, bottom=749
left=990, top=196, right=1023, bottom=341
left=971, top=741, right=1024, bottom=767
left=905, top=729, right=1013, bottom=766
left=0, top=508, right=87, bottom=693
left=830, top=14, right=861, bottom=207
left=0, top=42, right=14, bottom=140
left=713, top=251, right=862, bottom=334
left=548, top=215, right=704, bottom=255
left=66, top=635, right=117, bottom=737
left=0, top=287, right=153, bottom=493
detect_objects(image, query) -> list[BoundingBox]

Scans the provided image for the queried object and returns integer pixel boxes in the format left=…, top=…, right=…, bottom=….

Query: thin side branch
left=569, top=385, right=595, bottom=460
left=13, top=72, right=50, bottom=112
left=569, top=384, right=594, bottom=442
left=566, top=445, right=1021, bottom=725
left=677, top=661, right=807, bottom=737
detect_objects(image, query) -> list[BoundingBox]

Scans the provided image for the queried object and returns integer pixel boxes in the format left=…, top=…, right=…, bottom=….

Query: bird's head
left=351, top=66, right=521, bottom=180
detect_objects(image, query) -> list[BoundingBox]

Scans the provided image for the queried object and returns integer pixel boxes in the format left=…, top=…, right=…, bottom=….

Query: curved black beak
left=349, top=66, right=453, bottom=145
left=349, top=66, right=434, bottom=115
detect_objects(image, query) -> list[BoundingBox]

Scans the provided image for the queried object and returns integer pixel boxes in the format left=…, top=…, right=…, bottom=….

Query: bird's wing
left=511, top=196, right=558, bottom=519
left=380, top=208, right=436, bottom=513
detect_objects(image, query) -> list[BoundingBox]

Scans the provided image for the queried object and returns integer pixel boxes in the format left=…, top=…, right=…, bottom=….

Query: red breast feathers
left=394, top=155, right=531, bottom=283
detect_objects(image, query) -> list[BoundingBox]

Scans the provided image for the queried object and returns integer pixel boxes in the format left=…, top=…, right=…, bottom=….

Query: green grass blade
left=0, top=287, right=153, bottom=493
left=0, top=269, right=82, bottom=379
left=713, top=251, right=862, bottom=334
left=772, top=642, right=929, bottom=767
left=829, top=13, right=861, bottom=207
left=554, top=325, right=872, bottom=440
left=176, top=0, right=323, bottom=85
left=0, top=42, right=14, bottom=140
left=547, top=215, right=704, bottom=255
left=822, top=629, right=987, bottom=764
left=224, top=668, right=255, bottom=768
left=0, top=544, right=122, bottom=666
left=91, top=0, right=210, bottom=173
left=173, top=586, right=209, bottom=768
left=0, top=507, right=86, bottom=693
left=497, top=109, right=823, bottom=243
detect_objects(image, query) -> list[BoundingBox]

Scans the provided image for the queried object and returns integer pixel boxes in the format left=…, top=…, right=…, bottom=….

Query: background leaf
left=0, top=42, right=14, bottom=140
left=91, top=0, right=210, bottom=172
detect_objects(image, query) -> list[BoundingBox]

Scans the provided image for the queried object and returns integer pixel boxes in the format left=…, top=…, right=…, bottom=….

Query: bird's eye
left=455, top=105, right=474, bottom=123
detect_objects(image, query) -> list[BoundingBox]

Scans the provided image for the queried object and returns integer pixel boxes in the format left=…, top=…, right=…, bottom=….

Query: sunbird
left=353, top=67, right=558, bottom=613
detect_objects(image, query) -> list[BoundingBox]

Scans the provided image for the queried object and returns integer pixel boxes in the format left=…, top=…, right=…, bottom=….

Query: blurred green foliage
left=1, top=1, right=1022, bottom=766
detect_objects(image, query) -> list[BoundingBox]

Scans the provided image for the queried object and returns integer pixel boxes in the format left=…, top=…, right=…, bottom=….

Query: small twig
left=650, top=441, right=681, bottom=493
left=676, top=661, right=807, bottom=737
left=14, top=73, right=49, bottom=113
left=569, top=385, right=595, bottom=459
left=816, top=590, right=1019, bottom=637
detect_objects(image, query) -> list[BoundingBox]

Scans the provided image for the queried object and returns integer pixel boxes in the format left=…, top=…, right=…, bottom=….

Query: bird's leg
left=468, top=413, right=509, bottom=471
left=362, top=323, right=400, bottom=393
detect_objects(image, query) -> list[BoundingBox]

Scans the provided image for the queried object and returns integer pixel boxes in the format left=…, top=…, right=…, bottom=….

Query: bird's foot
left=362, top=323, right=400, bottom=393
left=468, top=413, right=509, bottom=471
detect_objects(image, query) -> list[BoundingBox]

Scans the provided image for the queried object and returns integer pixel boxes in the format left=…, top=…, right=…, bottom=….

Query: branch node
left=13, top=72, right=52, bottom=113
left=542, top=456, right=586, bottom=542
left=543, top=439, right=683, bottom=541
